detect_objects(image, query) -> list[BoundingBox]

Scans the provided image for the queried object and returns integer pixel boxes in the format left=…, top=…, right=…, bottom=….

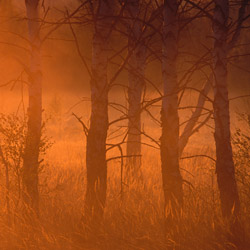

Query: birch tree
left=125, top=0, right=146, bottom=181
left=84, top=0, right=114, bottom=223
left=22, top=0, right=42, bottom=215
left=211, top=0, right=250, bottom=245
left=212, top=0, right=249, bottom=220
left=161, top=0, right=183, bottom=221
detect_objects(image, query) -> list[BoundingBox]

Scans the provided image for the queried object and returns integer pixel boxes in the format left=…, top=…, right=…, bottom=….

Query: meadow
left=0, top=90, right=249, bottom=250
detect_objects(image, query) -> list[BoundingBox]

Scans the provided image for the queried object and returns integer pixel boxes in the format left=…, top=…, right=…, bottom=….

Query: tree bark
left=179, top=0, right=248, bottom=159
left=84, top=0, right=113, bottom=223
left=22, top=0, right=42, bottom=216
left=213, top=0, right=240, bottom=219
left=126, top=0, right=146, bottom=181
left=161, top=0, right=183, bottom=222
left=0, top=0, right=12, bottom=12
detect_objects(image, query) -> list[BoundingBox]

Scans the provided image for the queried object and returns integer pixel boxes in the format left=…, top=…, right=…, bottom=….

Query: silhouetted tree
left=125, top=0, right=146, bottom=182
left=212, top=0, right=249, bottom=219
left=22, top=0, right=42, bottom=215
left=161, top=0, right=183, bottom=223
left=84, top=0, right=114, bottom=223
left=212, top=0, right=249, bottom=245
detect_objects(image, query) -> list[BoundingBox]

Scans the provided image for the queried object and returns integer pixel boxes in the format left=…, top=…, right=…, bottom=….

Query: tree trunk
left=84, top=0, right=113, bottom=224
left=126, top=0, right=146, bottom=182
left=22, top=0, right=42, bottom=216
left=161, top=0, right=183, bottom=222
left=0, top=0, right=12, bottom=12
left=213, top=0, right=240, bottom=220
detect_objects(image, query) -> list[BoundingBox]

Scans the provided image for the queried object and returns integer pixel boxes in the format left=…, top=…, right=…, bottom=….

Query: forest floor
left=0, top=92, right=249, bottom=249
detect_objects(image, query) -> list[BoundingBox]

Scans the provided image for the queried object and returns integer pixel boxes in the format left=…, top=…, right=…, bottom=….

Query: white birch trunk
left=180, top=0, right=248, bottom=157
left=22, top=0, right=42, bottom=215
left=213, top=0, right=240, bottom=219
left=84, top=0, right=113, bottom=223
left=126, top=0, right=146, bottom=181
left=161, top=0, right=183, bottom=221
left=212, top=1, right=246, bottom=245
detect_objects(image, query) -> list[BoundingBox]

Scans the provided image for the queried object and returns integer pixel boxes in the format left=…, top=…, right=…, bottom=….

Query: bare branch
left=72, top=112, right=89, bottom=137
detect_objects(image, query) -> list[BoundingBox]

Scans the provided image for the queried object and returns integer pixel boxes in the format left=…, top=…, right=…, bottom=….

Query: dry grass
left=0, top=129, right=249, bottom=250
left=0, top=95, right=249, bottom=250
